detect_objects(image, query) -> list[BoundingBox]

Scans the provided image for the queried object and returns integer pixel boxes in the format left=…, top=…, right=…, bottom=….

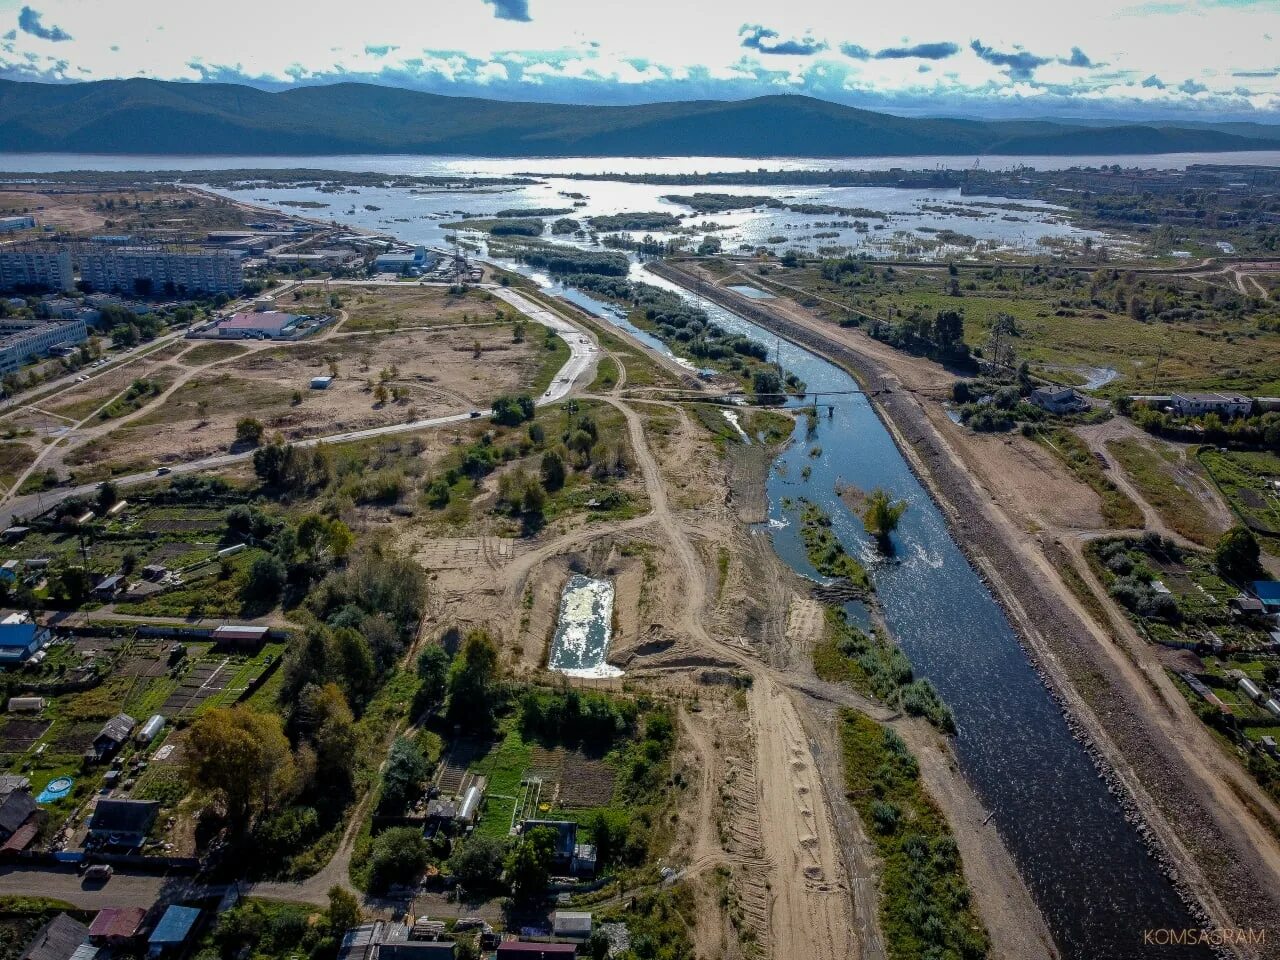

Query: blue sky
left=0, top=0, right=1277, bottom=120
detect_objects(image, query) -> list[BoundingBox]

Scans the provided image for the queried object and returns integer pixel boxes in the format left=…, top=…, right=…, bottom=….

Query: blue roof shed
left=147, top=906, right=200, bottom=953
left=1253, top=581, right=1280, bottom=609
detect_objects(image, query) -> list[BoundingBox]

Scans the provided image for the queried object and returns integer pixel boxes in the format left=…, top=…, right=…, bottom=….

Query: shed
left=88, top=907, right=147, bottom=945
left=19, top=914, right=90, bottom=960
left=310, top=376, right=334, bottom=390
left=552, top=911, right=593, bottom=939
left=147, top=906, right=201, bottom=955
left=91, top=713, right=136, bottom=758
left=93, top=575, right=124, bottom=598
left=212, top=624, right=268, bottom=649
left=1, top=526, right=29, bottom=542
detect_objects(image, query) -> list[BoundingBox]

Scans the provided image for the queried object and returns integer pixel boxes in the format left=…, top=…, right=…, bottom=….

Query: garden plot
left=528, top=745, right=616, bottom=808
left=161, top=658, right=231, bottom=717
left=0, top=719, right=51, bottom=752
left=51, top=722, right=99, bottom=753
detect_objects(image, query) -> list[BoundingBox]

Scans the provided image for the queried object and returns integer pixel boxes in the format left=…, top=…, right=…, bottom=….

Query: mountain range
left=2, top=78, right=1278, bottom=157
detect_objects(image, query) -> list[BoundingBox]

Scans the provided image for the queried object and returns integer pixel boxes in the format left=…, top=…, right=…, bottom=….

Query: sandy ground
left=57, top=326, right=538, bottom=472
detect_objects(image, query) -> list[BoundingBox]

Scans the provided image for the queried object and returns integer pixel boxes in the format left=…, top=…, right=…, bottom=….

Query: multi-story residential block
left=0, top=318, right=88, bottom=375
left=79, top=246, right=243, bottom=296
left=0, top=247, right=74, bottom=293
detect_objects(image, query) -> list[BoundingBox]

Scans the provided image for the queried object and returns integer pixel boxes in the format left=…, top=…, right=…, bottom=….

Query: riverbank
left=652, top=258, right=1280, bottom=955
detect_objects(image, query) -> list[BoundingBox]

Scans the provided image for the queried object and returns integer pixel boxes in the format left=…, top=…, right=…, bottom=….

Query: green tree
left=368, top=826, right=428, bottom=893
left=506, top=826, right=557, bottom=902
left=331, top=627, right=378, bottom=708
left=185, top=707, right=296, bottom=830
left=1216, top=525, right=1261, bottom=583
left=448, top=835, right=506, bottom=894
left=446, top=629, right=500, bottom=731
left=540, top=450, right=566, bottom=491
left=491, top=394, right=535, bottom=426
left=862, top=488, right=908, bottom=550
left=415, top=644, right=451, bottom=712
left=297, top=683, right=356, bottom=788
left=95, top=480, right=119, bottom=512
left=327, top=885, right=360, bottom=934
left=379, top=737, right=428, bottom=815
left=243, top=554, right=287, bottom=604
left=235, top=417, right=265, bottom=447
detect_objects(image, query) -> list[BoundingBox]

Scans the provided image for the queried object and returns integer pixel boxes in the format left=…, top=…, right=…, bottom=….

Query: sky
left=0, top=0, right=1278, bottom=121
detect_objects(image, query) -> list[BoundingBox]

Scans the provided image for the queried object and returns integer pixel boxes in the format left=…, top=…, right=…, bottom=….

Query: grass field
left=1033, top=427, right=1143, bottom=528
left=838, top=709, right=988, bottom=960
left=288, top=285, right=510, bottom=333
left=1107, top=438, right=1219, bottom=545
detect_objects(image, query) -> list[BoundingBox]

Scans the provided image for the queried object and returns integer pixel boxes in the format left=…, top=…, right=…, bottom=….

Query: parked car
left=83, top=864, right=112, bottom=883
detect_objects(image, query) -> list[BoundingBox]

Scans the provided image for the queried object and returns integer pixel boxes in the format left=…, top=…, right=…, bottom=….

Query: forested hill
left=1, top=78, right=1278, bottom=157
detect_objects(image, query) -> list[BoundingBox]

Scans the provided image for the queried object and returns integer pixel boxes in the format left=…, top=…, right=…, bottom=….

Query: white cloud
left=0, top=0, right=1275, bottom=117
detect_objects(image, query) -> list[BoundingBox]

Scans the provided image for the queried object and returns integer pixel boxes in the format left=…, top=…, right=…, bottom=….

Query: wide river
left=3, top=150, right=1231, bottom=956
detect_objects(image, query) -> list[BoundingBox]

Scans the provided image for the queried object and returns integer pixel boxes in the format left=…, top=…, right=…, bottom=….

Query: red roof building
left=88, top=907, right=147, bottom=944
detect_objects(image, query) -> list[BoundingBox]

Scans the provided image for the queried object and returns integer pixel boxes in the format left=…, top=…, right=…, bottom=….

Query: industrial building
left=374, top=246, right=434, bottom=275
left=79, top=246, right=244, bottom=296
left=213, top=310, right=300, bottom=339
left=0, top=216, right=35, bottom=233
left=1170, top=392, right=1253, bottom=418
left=0, top=247, right=75, bottom=293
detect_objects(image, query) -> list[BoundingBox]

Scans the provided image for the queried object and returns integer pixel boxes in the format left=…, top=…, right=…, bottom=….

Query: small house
left=93, top=575, right=124, bottom=599
left=551, top=912, right=592, bottom=939
left=90, top=714, right=136, bottom=760
left=88, top=907, right=147, bottom=946
left=147, top=906, right=201, bottom=957
left=87, top=798, right=158, bottom=849
left=0, top=775, right=36, bottom=848
left=1251, top=581, right=1280, bottom=614
left=1231, top=595, right=1267, bottom=618
left=141, top=565, right=168, bottom=581
left=0, top=613, right=49, bottom=665
left=1030, top=386, right=1085, bottom=415
left=19, top=914, right=90, bottom=960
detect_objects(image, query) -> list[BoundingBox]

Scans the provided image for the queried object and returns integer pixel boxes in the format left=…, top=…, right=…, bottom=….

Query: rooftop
left=217, top=311, right=298, bottom=332
left=88, top=907, right=147, bottom=941
left=148, top=905, right=201, bottom=946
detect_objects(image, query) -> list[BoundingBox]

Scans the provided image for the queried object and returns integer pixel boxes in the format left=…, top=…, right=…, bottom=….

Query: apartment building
left=0, top=248, right=75, bottom=293
left=79, top=246, right=244, bottom=296
left=0, top=216, right=36, bottom=233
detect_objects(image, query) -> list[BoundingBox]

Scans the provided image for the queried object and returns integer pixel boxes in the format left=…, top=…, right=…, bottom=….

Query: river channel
left=554, top=262, right=1206, bottom=959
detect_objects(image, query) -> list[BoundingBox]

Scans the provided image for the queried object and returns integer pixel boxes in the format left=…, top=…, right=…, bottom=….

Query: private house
left=86, top=798, right=158, bottom=849
left=88, top=908, right=147, bottom=947
left=93, top=575, right=124, bottom=600
left=1252, top=581, right=1280, bottom=614
left=147, top=906, right=201, bottom=957
left=0, top=612, right=49, bottom=666
left=1030, top=386, right=1086, bottom=414
left=516, top=820, right=579, bottom=873
left=90, top=714, right=136, bottom=760
left=19, top=914, right=90, bottom=960
left=0, top=775, right=37, bottom=852
left=1170, top=392, right=1253, bottom=418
